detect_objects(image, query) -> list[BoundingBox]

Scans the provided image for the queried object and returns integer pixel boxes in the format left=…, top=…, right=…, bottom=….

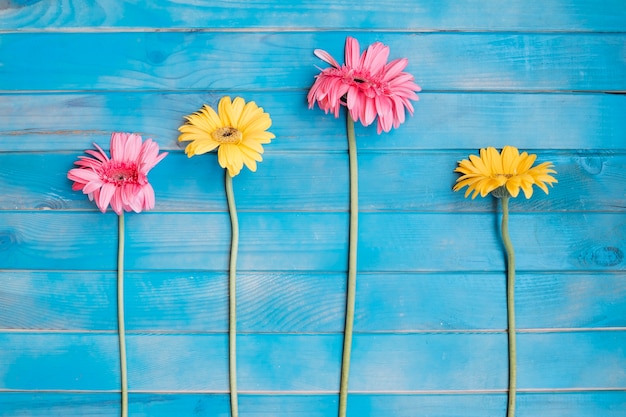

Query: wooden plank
left=1, top=92, right=625, bottom=152
left=1, top=32, right=625, bottom=91
left=1, top=0, right=625, bottom=31
left=0, top=271, right=116, bottom=330
left=1, top=212, right=623, bottom=271
left=1, top=332, right=624, bottom=391
left=0, top=333, right=119, bottom=391
left=1, top=271, right=625, bottom=332
left=0, top=212, right=119, bottom=271
left=356, top=212, right=625, bottom=273
left=0, top=391, right=624, bottom=417
left=1, top=150, right=624, bottom=212
left=0, top=392, right=123, bottom=417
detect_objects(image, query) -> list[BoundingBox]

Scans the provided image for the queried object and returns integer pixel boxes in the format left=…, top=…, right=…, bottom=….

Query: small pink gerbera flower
left=307, top=36, right=421, bottom=134
left=68, top=132, right=168, bottom=215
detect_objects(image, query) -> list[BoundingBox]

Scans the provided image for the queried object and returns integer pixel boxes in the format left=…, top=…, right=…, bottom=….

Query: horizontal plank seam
left=3, top=148, right=626, bottom=155
left=2, top=328, right=626, bottom=334
left=1, top=210, right=625, bottom=216
left=2, top=268, right=625, bottom=275
left=0, top=388, right=625, bottom=394
left=0, top=268, right=623, bottom=274
left=1, top=28, right=626, bottom=35
left=1, top=90, right=625, bottom=97
left=1, top=89, right=625, bottom=95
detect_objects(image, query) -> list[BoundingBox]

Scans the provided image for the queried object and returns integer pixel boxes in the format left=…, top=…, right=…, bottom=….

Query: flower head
left=453, top=146, right=557, bottom=199
left=307, top=36, right=421, bottom=134
left=68, top=132, right=168, bottom=215
left=178, top=96, right=275, bottom=177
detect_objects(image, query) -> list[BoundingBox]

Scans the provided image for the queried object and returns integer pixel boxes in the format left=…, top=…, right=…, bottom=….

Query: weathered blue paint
left=0, top=0, right=625, bottom=415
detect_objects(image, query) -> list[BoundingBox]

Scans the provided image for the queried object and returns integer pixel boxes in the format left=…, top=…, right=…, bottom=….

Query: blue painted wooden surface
left=0, top=1, right=625, bottom=416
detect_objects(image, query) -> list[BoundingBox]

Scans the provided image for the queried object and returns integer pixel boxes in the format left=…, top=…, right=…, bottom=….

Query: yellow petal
left=505, top=178, right=521, bottom=198
left=486, top=147, right=503, bottom=176
left=469, top=154, right=490, bottom=176
left=240, top=138, right=265, bottom=154
left=219, top=96, right=245, bottom=127
left=517, top=152, right=537, bottom=173
left=520, top=181, right=534, bottom=198
left=501, top=146, right=520, bottom=175
left=243, top=130, right=275, bottom=144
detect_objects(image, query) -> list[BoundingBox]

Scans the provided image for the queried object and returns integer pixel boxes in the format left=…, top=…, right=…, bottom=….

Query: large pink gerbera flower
left=307, top=36, right=421, bottom=134
left=68, top=132, right=168, bottom=215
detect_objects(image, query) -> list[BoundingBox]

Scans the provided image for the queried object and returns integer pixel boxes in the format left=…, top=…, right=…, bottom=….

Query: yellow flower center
left=212, top=127, right=243, bottom=144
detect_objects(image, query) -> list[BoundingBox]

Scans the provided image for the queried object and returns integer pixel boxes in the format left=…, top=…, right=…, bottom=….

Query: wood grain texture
left=1, top=92, right=625, bottom=152
left=1, top=1, right=625, bottom=414
left=1, top=32, right=625, bottom=92
left=1, top=391, right=625, bottom=417
left=1, top=212, right=624, bottom=271
left=2, top=271, right=624, bottom=332
left=1, top=332, right=625, bottom=391
left=1, top=151, right=625, bottom=212
left=1, top=0, right=625, bottom=31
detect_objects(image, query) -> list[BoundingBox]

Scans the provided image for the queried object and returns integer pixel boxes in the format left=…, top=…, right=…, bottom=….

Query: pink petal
left=109, top=190, right=123, bottom=215
left=313, top=48, right=340, bottom=68
left=384, top=58, right=409, bottom=80
left=139, top=138, right=167, bottom=172
left=82, top=179, right=105, bottom=195
left=362, top=42, right=390, bottom=74
left=72, top=182, right=86, bottom=191
left=123, top=133, right=142, bottom=162
left=141, top=183, right=156, bottom=211
left=85, top=146, right=109, bottom=163
left=74, top=157, right=102, bottom=170
left=110, top=132, right=125, bottom=161
left=364, top=97, right=378, bottom=126
left=97, top=183, right=116, bottom=213
left=344, top=36, right=361, bottom=68
left=67, top=167, right=99, bottom=183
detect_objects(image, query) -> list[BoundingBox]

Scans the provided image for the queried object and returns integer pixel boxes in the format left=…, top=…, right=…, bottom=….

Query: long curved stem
left=225, top=172, right=239, bottom=417
left=117, top=213, right=128, bottom=417
left=501, top=196, right=517, bottom=417
left=339, top=115, right=358, bottom=417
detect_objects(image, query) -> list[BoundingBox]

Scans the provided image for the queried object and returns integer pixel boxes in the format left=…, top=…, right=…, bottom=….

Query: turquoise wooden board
left=1, top=1, right=625, bottom=415
left=1, top=151, right=624, bottom=212
left=1, top=332, right=625, bottom=391
left=1, top=92, right=625, bottom=152
left=1, top=32, right=625, bottom=92
left=1, top=212, right=624, bottom=271
left=0, top=333, right=119, bottom=391
left=2, top=271, right=625, bottom=332
left=1, top=0, right=626, bottom=31
left=1, top=392, right=625, bottom=417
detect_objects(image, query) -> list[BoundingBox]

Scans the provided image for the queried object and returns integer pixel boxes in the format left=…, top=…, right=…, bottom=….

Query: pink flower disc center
left=345, top=69, right=388, bottom=98
left=102, top=162, right=141, bottom=185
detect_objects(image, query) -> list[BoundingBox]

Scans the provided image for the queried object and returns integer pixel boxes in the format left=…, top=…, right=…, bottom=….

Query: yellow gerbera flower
left=178, top=96, right=275, bottom=177
left=453, top=146, right=557, bottom=199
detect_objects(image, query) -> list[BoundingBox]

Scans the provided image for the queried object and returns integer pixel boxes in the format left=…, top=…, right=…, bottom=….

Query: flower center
left=212, top=127, right=243, bottom=144
left=351, top=71, right=388, bottom=97
left=102, top=162, right=139, bottom=185
left=496, top=173, right=513, bottom=179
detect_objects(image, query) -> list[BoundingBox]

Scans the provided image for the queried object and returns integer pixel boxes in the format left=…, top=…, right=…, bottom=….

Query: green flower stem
left=339, top=114, right=358, bottom=417
left=501, top=196, right=517, bottom=417
left=117, top=213, right=128, bottom=417
left=225, top=171, right=239, bottom=417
